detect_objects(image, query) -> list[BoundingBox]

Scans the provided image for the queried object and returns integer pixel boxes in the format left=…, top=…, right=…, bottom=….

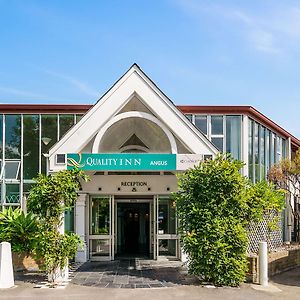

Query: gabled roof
left=47, top=64, right=218, bottom=170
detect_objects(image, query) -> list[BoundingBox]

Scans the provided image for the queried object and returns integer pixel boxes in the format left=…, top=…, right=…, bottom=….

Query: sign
left=176, top=154, right=203, bottom=170
left=121, top=182, right=147, bottom=187
left=67, top=153, right=176, bottom=171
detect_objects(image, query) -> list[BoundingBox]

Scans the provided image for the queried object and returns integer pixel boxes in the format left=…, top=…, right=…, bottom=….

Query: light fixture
left=41, top=137, right=52, bottom=146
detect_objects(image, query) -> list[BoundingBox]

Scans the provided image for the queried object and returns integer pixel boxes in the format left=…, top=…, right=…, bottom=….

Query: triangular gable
left=49, top=64, right=218, bottom=171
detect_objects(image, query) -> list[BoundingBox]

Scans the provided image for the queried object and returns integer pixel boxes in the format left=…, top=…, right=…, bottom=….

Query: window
left=41, top=115, right=58, bottom=174
left=226, top=116, right=241, bottom=160
left=211, top=116, right=223, bottom=135
left=195, top=116, right=207, bottom=135
left=0, top=115, right=3, bottom=158
left=276, top=136, right=282, bottom=163
left=248, top=120, right=254, bottom=182
left=158, top=198, right=176, bottom=235
left=254, top=123, right=259, bottom=182
left=65, top=208, right=74, bottom=233
left=265, top=129, right=270, bottom=175
left=248, top=118, right=286, bottom=183
left=5, top=115, right=21, bottom=159
left=5, top=184, right=20, bottom=204
left=56, top=154, right=66, bottom=164
left=23, top=115, right=40, bottom=179
left=260, top=126, right=265, bottom=180
left=211, top=137, right=223, bottom=151
left=59, top=114, right=75, bottom=138
left=0, top=161, right=21, bottom=180
left=282, top=138, right=287, bottom=158
left=270, top=133, right=276, bottom=166
left=75, top=114, right=84, bottom=123
left=90, top=197, right=110, bottom=235
left=185, top=114, right=192, bottom=122
left=211, top=116, right=224, bottom=151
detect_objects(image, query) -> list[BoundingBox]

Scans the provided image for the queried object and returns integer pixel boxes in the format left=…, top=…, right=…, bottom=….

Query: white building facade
left=1, top=64, right=299, bottom=261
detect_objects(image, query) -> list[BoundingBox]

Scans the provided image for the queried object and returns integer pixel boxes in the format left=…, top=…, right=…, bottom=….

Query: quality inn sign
left=66, top=153, right=205, bottom=171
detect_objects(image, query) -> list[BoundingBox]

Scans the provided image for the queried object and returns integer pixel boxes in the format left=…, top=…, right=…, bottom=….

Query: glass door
left=89, top=195, right=114, bottom=260
left=155, top=195, right=180, bottom=259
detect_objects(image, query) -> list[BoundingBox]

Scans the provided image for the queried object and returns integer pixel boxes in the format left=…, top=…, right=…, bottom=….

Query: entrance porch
left=74, top=193, right=181, bottom=262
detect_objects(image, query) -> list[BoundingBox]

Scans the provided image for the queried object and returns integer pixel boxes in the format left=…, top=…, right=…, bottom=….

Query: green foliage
left=27, top=169, right=89, bottom=229
left=246, top=180, right=285, bottom=224
left=174, top=154, right=284, bottom=286
left=26, top=169, right=88, bottom=279
left=0, top=207, right=39, bottom=253
left=35, top=224, right=82, bottom=277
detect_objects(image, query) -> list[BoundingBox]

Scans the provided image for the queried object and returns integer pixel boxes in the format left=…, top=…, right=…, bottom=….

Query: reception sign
left=67, top=153, right=177, bottom=171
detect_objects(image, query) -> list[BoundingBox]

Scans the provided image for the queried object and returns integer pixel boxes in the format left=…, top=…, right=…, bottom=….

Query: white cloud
left=173, top=0, right=300, bottom=55
left=44, top=70, right=99, bottom=98
left=0, top=86, right=45, bottom=98
left=249, top=30, right=280, bottom=54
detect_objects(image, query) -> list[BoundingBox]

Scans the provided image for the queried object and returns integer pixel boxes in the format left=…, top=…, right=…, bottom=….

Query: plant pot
left=12, top=252, right=41, bottom=272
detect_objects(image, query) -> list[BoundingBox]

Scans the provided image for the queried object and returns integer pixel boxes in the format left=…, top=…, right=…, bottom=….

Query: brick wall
left=247, top=247, right=300, bottom=283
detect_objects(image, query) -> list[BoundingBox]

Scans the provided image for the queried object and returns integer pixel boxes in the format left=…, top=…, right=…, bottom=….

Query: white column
left=75, top=193, right=88, bottom=262
left=259, top=241, right=268, bottom=286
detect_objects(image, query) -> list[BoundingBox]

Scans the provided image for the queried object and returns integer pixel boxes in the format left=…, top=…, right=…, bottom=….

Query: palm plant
left=0, top=207, right=39, bottom=253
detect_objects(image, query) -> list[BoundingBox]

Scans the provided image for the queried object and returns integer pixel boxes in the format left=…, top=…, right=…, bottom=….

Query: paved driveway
left=71, top=258, right=198, bottom=288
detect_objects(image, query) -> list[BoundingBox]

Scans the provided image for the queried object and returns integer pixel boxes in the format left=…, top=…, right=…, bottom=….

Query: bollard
left=259, top=241, right=268, bottom=286
left=0, top=242, right=14, bottom=288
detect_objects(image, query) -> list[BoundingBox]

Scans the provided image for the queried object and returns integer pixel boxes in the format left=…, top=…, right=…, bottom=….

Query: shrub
left=0, top=207, right=39, bottom=253
left=175, top=154, right=284, bottom=286
left=34, top=225, right=82, bottom=278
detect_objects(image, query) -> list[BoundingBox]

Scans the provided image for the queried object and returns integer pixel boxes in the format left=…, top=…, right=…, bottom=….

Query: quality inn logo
left=67, top=154, right=86, bottom=168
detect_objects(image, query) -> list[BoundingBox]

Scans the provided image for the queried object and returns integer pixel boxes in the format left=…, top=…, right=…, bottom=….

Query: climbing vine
left=27, top=169, right=89, bottom=282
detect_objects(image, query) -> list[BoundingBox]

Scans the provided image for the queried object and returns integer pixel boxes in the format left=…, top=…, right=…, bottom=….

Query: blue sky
left=1, top=1, right=300, bottom=137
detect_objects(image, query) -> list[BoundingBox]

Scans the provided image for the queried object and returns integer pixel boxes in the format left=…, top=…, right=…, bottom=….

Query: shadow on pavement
left=271, top=266, right=300, bottom=287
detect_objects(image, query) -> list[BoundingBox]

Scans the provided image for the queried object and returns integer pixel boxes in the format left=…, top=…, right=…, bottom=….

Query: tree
left=175, top=154, right=285, bottom=286
left=268, top=149, right=300, bottom=241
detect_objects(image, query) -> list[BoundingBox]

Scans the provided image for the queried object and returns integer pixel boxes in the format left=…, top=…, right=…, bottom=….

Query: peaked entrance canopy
left=48, top=64, right=218, bottom=173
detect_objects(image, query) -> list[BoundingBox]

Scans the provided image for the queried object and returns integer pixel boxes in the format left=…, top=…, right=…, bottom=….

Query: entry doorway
left=88, top=195, right=181, bottom=261
left=116, top=202, right=150, bottom=257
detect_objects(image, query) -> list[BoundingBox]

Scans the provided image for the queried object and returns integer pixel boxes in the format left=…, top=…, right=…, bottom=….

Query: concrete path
left=1, top=264, right=300, bottom=299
